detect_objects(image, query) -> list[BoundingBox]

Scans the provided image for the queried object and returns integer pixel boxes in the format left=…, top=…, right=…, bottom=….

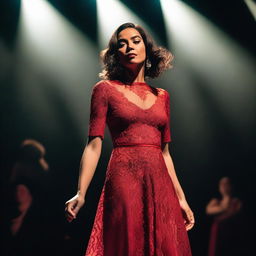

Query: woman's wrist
left=178, top=198, right=187, bottom=205
left=175, top=188, right=186, bottom=202
left=77, top=190, right=86, bottom=198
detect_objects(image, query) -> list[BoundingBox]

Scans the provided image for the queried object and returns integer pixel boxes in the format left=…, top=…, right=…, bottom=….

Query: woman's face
left=219, top=177, right=232, bottom=195
left=117, top=28, right=146, bottom=69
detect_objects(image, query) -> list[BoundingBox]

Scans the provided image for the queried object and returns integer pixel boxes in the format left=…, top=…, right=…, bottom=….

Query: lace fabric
left=88, top=80, right=171, bottom=146
left=111, top=80, right=160, bottom=109
left=85, top=80, right=191, bottom=255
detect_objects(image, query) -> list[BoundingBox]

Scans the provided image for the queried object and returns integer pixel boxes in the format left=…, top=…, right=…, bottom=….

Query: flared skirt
left=85, top=146, right=192, bottom=256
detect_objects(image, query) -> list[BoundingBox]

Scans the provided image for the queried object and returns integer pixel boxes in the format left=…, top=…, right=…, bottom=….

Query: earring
left=146, top=58, right=151, bottom=68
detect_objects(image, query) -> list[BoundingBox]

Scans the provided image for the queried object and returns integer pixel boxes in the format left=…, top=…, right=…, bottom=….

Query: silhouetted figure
left=1, top=139, right=50, bottom=256
left=206, top=177, right=247, bottom=256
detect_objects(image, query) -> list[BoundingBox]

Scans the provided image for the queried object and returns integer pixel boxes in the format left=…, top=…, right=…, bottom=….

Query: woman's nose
left=126, top=45, right=134, bottom=52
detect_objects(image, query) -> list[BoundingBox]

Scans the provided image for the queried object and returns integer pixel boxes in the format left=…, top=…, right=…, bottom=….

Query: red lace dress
left=85, top=80, right=192, bottom=256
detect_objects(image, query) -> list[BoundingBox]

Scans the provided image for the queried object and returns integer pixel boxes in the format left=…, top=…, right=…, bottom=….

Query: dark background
left=0, top=0, right=255, bottom=255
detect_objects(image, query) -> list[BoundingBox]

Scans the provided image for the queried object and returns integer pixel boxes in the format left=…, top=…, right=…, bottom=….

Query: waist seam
left=113, top=143, right=161, bottom=149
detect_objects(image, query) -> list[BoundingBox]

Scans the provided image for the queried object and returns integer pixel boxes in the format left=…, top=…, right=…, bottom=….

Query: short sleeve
left=161, top=90, right=171, bottom=143
left=88, top=81, right=109, bottom=140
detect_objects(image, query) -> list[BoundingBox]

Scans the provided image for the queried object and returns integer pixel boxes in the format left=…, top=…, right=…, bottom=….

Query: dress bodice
left=88, top=80, right=171, bottom=147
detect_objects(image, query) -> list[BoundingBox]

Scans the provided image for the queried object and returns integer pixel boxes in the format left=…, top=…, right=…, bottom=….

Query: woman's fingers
left=73, top=202, right=83, bottom=216
left=65, top=201, right=77, bottom=222
left=66, top=213, right=74, bottom=223
left=185, top=218, right=195, bottom=231
left=65, top=196, right=85, bottom=222
left=67, top=202, right=76, bottom=216
left=65, top=208, right=75, bottom=222
left=184, top=208, right=195, bottom=231
left=65, top=209, right=73, bottom=222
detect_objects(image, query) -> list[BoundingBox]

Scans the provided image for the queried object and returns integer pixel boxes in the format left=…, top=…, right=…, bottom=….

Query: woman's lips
left=127, top=53, right=137, bottom=58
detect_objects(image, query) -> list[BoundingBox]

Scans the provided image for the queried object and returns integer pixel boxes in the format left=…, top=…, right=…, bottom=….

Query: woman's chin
left=123, top=61, right=145, bottom=69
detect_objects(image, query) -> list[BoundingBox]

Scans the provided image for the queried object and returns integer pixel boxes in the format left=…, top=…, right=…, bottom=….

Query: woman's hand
left=65, top=194, right=85, bottom=222
left=179, top=199, right=195, bottom=231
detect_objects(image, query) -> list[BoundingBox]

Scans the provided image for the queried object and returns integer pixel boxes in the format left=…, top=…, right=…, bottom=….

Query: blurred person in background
left=206, top=176, right=250, bottom=256
left=0, top=139, right=51, bottom=256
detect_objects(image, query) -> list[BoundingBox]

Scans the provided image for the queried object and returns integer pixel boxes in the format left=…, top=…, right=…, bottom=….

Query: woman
left=206, top=177, right=243, bottom=256
left=1, top=139, right=50, bottom=256
left=65, top=22, right=194, bottom=255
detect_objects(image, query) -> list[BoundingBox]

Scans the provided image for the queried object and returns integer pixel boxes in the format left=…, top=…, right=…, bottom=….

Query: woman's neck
left=123, top=63, right=145, bottom=84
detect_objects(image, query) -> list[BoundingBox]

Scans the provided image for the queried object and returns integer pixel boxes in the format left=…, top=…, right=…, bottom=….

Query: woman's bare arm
left=77, top=137, right=103, bottom=197
left=65, top=136, right=102, bottom=222
left=205, top=198, right=224, bottom=215
left=206, top=197, right=242, bottom=216
left=162, top=143, right=186, bottom=201
left=161, top=143, right=195, bottom=230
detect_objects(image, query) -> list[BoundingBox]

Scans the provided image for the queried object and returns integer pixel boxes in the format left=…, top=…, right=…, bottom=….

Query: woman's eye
left=118, top=42, right=125, bottom=48
left=133, top=40, right=140, bottom=44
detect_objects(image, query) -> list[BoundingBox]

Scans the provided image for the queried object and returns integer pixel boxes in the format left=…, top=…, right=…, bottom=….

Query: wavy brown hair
left=99, top=22, right=174, bottom=81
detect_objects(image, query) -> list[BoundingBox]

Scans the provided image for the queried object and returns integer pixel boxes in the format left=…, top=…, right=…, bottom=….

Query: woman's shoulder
left=92, top=79, right=119, bottom=91
left=208, top=198, right=220, bottom=205
left=155, top=87, right=170, bottom=99
left=157, top=87, right=167, bottom=93
left=93, top=79, right=109, bottom=88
